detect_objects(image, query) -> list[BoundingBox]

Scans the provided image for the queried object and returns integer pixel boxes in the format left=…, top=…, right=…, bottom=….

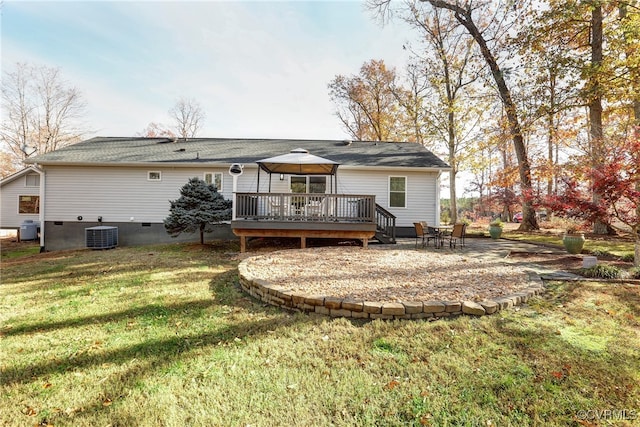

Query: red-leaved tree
left=544, top=129, right=639, bottom=265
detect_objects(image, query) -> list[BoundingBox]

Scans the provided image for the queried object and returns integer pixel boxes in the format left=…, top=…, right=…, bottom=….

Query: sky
left=1, top=0, right=415, bottom=140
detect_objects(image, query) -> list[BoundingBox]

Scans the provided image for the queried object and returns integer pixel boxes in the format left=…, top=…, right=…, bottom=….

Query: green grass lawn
left=1, top=241, right=639, bottom=426
left=503, top=230, right=637, bottom=259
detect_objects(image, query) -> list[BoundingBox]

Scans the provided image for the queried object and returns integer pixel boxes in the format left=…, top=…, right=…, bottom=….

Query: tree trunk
left=547, top=67, right=557, bottom=196
left=619, top=2, right=640, bottom=264
left=589, top=4, right=609, bottom=235
left=448, top=104, right=458, bottom=224
left=424, top=0, right=538, bottom=231
left=449, top=169, right=458, bottom=224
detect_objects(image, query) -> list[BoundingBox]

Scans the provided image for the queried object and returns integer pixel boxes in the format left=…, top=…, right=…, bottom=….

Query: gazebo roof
left=256, top=148, right=339, bottom=175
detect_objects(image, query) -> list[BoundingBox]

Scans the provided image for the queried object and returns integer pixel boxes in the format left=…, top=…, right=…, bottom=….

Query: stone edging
left=237, top=260, right=545, bottom=320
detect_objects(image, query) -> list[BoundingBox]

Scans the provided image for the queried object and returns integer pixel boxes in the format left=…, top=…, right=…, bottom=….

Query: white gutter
left=24, top=161, right=451, bottom=173
left=33, top=165, right=45, bottom=252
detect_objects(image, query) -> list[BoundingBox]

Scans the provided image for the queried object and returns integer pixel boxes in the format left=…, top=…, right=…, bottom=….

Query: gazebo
left=230, top=148, right=379, bottom=252
left=255, top=148, right=339, bottom=193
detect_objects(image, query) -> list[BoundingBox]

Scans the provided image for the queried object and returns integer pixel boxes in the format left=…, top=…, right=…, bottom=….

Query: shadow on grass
left=1, top=303, right=310, bottom=388
left=1, top=299, right=216, bottom=337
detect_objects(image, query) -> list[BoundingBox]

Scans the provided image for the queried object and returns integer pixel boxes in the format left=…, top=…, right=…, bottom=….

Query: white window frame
left=147, top=171, right=162, bottom=181
left=18, top=195, right=40, bottom=214
left=388, top=176, right=407, bottom=208
left=25, top=173, right=40, bottom=187
left=204, top=172, right=223, bottom=191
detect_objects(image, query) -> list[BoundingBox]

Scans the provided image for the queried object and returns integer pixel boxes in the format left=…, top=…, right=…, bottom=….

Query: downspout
left=435, top=171, right=442, bottom=227
left=34, top=165, right=45, bottom=252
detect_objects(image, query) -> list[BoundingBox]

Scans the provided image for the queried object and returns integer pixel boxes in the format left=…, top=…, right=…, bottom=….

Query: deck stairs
left=373, top=204, right=396, bottom=244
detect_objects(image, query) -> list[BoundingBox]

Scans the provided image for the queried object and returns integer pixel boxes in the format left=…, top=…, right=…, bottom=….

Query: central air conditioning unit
left=85, top=226, right=118, bottom=249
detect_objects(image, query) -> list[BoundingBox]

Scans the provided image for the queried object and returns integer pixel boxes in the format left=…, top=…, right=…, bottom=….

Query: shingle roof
left=25, top=137, right=451, bottom=169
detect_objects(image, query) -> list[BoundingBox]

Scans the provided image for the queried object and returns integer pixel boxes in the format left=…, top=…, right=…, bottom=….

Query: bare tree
left=169, top=98, right=205, bottom=139
left=1, top=63, right=87, bottom=172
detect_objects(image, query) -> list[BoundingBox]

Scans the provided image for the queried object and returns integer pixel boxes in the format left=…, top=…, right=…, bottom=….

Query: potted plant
left=562, top=225, right=585, bottom=254
left=488, top=219, right=504, bottom=239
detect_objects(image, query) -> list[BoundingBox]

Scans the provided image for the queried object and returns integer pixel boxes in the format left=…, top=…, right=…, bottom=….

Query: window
left=204, top=172, right=223, bottom=191
left=290, top=176, right=327, bottom=193
left=25, top=173, right=40, bottom=187
left=148, top=171, right=161, bottom=181
left=389, top=176, right=406, bottom=208
left=19, top=195, right=40, bottom=214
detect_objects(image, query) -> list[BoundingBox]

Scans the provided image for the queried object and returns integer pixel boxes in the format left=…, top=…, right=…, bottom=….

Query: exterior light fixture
left=279, top=174, right=284, bottom=181
left=229, top=164, right=243, bottom=176
left=228, top=164, right=244, bottom=221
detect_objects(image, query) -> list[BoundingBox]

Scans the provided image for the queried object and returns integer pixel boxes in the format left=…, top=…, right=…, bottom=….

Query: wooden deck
left=231, top=193, right=377, bottom=252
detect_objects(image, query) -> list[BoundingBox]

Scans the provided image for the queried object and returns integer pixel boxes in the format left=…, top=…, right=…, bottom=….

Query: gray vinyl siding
left=335, top=168, right=439, bottom=227
left=0, top=175, right=40, bottom=228
left=43, top=165, right=237, bottom=223
left=41, top=165, right=439, bottom=227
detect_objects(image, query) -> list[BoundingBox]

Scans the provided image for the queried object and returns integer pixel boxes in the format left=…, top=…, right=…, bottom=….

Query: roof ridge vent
left=290, top=148, right=309, bottom=154
left=342, top=139, right=352, bottom=146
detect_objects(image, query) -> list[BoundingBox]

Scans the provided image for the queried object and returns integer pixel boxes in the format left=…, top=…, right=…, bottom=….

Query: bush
left=579, top=264, right=622, bottom=279
left=631, top=267, right=640, bottom=279
left=621, top=253, right=635, bottom=263
left=164, top=177, right=232, bottom=244
left=590, top=249, right=611, bottom=257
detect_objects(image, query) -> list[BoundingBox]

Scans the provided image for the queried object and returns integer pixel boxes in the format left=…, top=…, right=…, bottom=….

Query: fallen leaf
left=102, top=398, right=112, bottom=407
left=386, top=379, right=400, bottom=390
left=575, top=419, right=597, bottom=427
left=22, top=406, right=37, bottom=416
left=419, top=414, right=432, bottom=425
left=551, top=371, right=564, bottom=379
left=42, top=383, right=52, bottom=389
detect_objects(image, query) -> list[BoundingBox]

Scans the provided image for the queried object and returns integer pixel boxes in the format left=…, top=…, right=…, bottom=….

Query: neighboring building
left=0, top=166, right=43, bottom=238
left=17, top=137, right=450, bottom=251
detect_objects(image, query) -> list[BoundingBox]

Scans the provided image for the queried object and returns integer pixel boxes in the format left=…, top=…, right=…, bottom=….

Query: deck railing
left=234, top=193, right=376, bottom=223
left=375, top=204, right=396, bottom=242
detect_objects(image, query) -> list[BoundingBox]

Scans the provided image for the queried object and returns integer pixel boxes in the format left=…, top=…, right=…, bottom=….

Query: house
left=0, top=166, right=43, bottom=240
left=13, top=137, right=450, bottom=251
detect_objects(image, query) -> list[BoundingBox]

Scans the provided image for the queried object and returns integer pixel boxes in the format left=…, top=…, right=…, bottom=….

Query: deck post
left=301, top=236, right=306, bottom=249
left=240, top=236, right=246, bottom=253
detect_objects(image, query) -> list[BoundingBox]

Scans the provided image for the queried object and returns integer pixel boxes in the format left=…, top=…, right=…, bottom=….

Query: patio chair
left=268, top=196, right=289, bottom=218
left=445, top=223, right=467, bottom=248
left=414, top=222, right=439, bottom=248
left=306, top=197, right=326, bottom=218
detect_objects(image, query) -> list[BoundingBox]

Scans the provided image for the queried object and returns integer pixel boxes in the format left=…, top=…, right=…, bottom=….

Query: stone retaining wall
left=237, top=261, right=545, bottom=320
